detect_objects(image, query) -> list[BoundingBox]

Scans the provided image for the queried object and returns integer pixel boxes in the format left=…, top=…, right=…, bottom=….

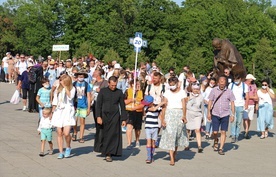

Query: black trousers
left=28, top=90, right=38, bottom=112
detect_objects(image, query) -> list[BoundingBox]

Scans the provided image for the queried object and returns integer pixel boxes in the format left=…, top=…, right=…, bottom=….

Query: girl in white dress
left=51, top=75, right=76, bottom=159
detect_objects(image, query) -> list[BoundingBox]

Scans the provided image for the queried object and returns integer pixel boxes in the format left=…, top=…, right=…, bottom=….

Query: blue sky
left=0, top=0, right=275, bottom=6
left=173, top=0, right=276, bottom=6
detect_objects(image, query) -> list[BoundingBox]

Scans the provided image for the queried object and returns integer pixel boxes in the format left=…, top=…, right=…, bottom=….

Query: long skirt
left=257, top=103, right=273, bottom=131
left=159, top=108, right=189, bottom=151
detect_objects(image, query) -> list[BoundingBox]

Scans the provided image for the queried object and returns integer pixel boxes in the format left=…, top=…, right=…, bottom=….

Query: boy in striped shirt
left=142, top=95, right=165, bottom=164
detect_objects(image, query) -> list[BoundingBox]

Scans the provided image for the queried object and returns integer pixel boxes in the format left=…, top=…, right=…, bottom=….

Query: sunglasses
left=262, top=84, right=267, bottom=86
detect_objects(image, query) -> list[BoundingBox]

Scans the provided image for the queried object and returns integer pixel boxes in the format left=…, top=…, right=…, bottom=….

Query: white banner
left=52, top=45, right=69, bottom=51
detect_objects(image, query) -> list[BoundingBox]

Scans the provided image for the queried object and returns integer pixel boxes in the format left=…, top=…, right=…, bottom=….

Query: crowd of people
left=1, top=52, right=275, bottom=165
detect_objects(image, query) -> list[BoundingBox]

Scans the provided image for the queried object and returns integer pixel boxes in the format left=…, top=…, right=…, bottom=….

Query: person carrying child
left=37, top=108, right=53, bottom=157
left=142, top=95, right=165, bottom=164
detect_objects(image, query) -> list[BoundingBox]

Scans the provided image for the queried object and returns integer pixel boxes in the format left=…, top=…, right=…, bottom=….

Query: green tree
left=154, top=43, right=178, bottom=74
left=102, top=48, right=123, bottom=64
left=124, top=51, right=148, bottom=69
left=252, top=38, right=276, bottom=86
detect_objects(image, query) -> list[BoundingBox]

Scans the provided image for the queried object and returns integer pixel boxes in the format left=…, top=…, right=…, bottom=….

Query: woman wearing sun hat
left=243, top=74, right=258, bottom=139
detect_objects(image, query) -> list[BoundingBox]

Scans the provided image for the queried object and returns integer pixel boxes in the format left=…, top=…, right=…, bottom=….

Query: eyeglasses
left=262, top=84, right=267, bottom=86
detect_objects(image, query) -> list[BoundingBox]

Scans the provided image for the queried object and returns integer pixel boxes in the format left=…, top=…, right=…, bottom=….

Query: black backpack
left=73, top=81, right=89, bottom=107
left=28, top=67, right=37, bottom=84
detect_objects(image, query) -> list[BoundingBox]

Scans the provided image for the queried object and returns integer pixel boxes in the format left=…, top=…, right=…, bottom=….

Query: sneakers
left=64, top=148, right=71, bottom=158
left=22, top=106, right=27, bottom=111
left=39, top=152, right=45, bottom=157
left=57, top=153, right=64, bottom=159
left=135, top=141, right=140, bottom=148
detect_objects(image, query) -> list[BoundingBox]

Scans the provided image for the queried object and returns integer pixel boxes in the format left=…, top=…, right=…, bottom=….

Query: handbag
left=210, top=89, right=226, bottom=114
left=10, top=90, right=21, bottom=104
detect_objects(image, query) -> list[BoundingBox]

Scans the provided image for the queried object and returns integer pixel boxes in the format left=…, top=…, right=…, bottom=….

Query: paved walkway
left=0, top=82, right=275, bottom=177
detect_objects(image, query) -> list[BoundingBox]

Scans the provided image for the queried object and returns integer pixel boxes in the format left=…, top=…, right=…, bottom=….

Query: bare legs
left=57, top=126, right=71, bottom=153
left=126, top=124, right=133, bottom=146
left=169, top=147, right=178, bottom=166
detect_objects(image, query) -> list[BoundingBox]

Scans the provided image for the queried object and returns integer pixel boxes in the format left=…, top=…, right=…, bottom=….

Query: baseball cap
left=141, top=95, right=154, bottom=106
left=245, top=74, right=256, bottom=80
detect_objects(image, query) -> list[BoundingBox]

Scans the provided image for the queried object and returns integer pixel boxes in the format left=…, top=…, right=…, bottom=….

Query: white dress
left=51, top=87, right=76, bottom=128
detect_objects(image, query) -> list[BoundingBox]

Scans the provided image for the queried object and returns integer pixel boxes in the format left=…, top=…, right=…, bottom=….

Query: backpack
left=44, top=68, right=57, bottom=79
left=28, top=67, right=37, bottom=84
left=147, top=84, right=166, bottom=96
left=73, top=81, right=89, bottom=108
left=230, top=82, right=245, bottom=98
left=18, top=60, right=28, bottom=68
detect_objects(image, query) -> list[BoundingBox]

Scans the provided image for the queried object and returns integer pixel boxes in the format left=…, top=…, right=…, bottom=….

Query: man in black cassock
left=95, top=76, right=127, bottom=162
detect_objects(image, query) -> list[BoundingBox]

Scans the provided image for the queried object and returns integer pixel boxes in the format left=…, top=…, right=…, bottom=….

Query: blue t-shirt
left=37, top=87, right=51, bottom=108
left=20, top=71, right=30, bottom=89
left=75, top=81, right=92, bottom=108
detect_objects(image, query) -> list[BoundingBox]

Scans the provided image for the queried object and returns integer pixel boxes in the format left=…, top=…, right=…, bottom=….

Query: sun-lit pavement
left=0, top=82, right=275, bottom=177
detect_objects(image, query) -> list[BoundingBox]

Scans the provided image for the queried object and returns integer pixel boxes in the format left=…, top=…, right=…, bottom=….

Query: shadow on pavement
left=70, top=146, right=94, bottom=157
left=0, top=100, right=9, bottom=105
left=223, top=143, right=239, bottom=152
left=83, top=132, right=95, bottom=142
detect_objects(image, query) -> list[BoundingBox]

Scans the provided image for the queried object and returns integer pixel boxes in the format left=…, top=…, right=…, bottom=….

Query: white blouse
left=163, top=89, right=187, bottom=109
left=257, top=89, right=274, bottom=105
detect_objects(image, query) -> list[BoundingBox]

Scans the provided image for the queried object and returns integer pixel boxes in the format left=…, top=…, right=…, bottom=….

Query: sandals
left=72, top=134, right=77, bottom=141
left=146, top=157, right=152, bottom=164
left=78, top=138, right=85, bottom=143
left=106, top=155, right=113, bottom=162
left=265, top=131, right=268, bottom=138
left=213, top=139, right=219, bottom=151
left=169, top=161, right=175, bottom=166
left=260, top=135, right=265, bottom=139
left=218, top=149, right=225, bottom=155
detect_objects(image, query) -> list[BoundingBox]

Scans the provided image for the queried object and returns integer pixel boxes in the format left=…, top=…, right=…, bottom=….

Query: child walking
left=36, top=78, right=52, bottom=119
left=142, top=95, right=165, bottom=164
left=37, top=108, right=53, bottom=157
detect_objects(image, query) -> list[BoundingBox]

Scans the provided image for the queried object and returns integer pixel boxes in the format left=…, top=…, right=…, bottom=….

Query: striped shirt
left=144, top=106, right=162, bottom=129
left=208, top=86, right=235, bottom=118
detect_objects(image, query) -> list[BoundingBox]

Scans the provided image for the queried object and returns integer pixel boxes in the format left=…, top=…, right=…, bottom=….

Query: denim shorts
left=212, top=115, right=229, bottom=132
left=41, top=128, right=52, bottom=141
left=145, top=128, right=158, bottom=140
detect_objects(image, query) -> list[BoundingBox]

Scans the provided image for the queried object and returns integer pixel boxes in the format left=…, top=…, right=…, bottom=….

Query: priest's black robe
left=94, top=87, right=127, bottom=156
